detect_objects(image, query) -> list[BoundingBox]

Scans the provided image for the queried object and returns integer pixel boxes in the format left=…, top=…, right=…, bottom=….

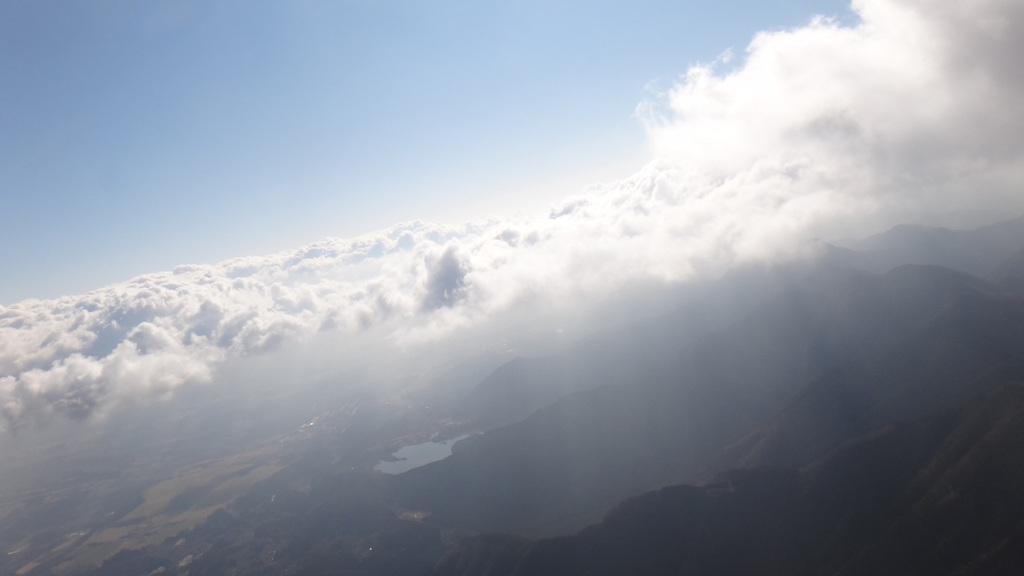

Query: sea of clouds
left=2, top=0, right=1023, bottom=431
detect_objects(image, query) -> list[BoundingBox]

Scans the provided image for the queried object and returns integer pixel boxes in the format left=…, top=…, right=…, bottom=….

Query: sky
left=3, top=0, right=1024, bottom=432
left=1, top=0, right=852, bottom=304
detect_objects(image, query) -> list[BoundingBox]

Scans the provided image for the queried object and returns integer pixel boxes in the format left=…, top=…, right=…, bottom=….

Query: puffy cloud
left=2, top=0, right=1023, bottom=430
left=641, top=0, right=1024, bottom=234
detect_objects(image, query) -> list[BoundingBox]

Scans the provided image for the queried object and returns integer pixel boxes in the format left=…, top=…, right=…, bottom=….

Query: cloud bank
left=2, top=0, right=1023, bottom=431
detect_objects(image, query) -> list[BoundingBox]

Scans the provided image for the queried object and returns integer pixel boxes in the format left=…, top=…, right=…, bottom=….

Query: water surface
left=374, top=435, right=468, bottom=475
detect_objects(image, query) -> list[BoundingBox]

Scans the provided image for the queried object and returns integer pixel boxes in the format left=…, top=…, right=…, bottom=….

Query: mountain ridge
left=432, top=381, right=1024, bottom=576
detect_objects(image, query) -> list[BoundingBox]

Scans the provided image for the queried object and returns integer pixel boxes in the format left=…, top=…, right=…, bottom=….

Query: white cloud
left=641, top=0, right=1024, bottom=233
left=1, top=0, right=1023, bottom=430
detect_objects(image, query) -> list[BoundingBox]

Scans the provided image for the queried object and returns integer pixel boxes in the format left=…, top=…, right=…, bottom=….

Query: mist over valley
left=3, top=0, right=1024, bottom=574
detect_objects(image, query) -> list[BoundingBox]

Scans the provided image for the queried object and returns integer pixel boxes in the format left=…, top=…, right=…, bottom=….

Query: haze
left=2, top=1, right=1024, bottom=574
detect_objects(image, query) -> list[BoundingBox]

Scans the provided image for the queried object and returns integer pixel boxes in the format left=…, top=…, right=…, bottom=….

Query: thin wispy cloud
left=2, top=0, right=1022, bottom=431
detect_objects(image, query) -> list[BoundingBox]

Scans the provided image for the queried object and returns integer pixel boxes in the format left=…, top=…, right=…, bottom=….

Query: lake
left=374, top=435, right=469, bottom=475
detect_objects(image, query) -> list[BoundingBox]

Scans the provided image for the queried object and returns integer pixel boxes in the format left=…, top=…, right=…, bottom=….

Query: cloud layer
left=3, top=0, right=1024, bottom=431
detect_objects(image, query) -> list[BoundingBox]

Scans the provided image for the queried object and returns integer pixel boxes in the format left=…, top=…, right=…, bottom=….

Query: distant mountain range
left=426, top=217, right=1024, bottom=575
left=9, top=216, right=1024, bottom=576
left=392, top=264, right=1024, bottom=539
left=828, top=215, right=1024, bottom=277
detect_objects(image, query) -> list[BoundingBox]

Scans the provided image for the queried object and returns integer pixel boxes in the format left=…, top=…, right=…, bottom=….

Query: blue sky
left=1, top=0, right=851, bottom=304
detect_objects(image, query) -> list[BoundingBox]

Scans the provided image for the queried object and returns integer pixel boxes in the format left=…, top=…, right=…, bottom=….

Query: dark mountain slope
left=837, top=382, right=1024, bottom=575
left=390, top=264, right=1024, bottom=537
left=432, top=382, right=1024, bottom=576
left=728, top=265, right=1024, bottom=470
